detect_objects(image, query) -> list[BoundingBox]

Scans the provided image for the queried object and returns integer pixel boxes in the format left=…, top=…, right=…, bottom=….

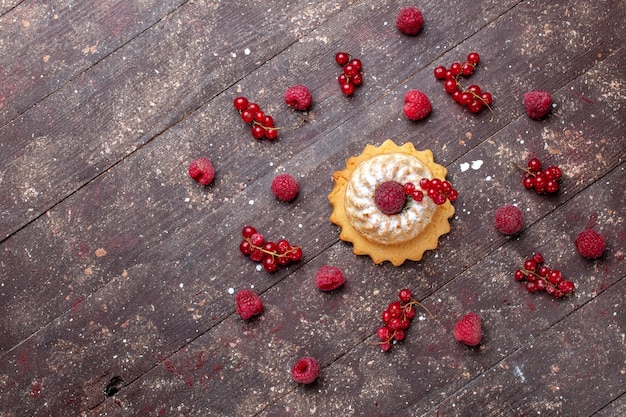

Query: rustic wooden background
left=0, top=0, right=624, bottom=416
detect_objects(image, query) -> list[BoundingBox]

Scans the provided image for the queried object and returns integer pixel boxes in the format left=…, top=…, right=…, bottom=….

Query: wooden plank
left=0, top=0, right=624, bottom=415
left=0, top=0, right=353, bottom=240
left=3, top=21, right=622, bottom=417
left=0, top=0, right=186, bottom=124
left=417, top=277, right=626, bottom=417
left=0, top=0, right=529, bottom=353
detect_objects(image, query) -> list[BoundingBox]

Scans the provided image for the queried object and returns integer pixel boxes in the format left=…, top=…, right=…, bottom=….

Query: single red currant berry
left=480, top=92, right=493, bottom=106
left=234, top=96, right=249, bottom=111
left=239, top=240, right=252, bottom=255
left=287, top=246, right=303, bottom=261
left=523, top=175, right=535, bottom=189
left=524, top=259, right=537, bottom=272
left=527, top=157, right=542, bottom=172
left=343, top=64, right=359, bottom=78
left=434, top=65, right=447, bottom=79
left=393, top=330, right=406, bottom=341
left=240, top=110, right=254, bottom=124
left=338, top=73, right=348, bottom=84
left=276, top=239, right=291, bottom=254
left=449, top=62, right=462, bottom=76
left=514, top=269, right=526, bottom=281
left=459, top=92, right=472, bottom=106
left=341, top=82, right=355, bottom=96
left=558, top=280, right=575, bottom=294
left=382, top=309, right=392, bottom=324
left=444, top=79, right=458, bottom=93
left=446, top=189, right=459, bottom=202
left=263, top=256, right=278, bottom=272
left=535, top=279, right=547, bottom=291
left=335, top=52, right=350, bottom=66
left=380, top=341, right=392, bottom=352
left=461, top=62, right=474, bottom=76
left=419, top=178, right=431, bottom=189
left=387, top=301, right=403, bottom=318
left=277, top=256, right=291, bottom=266
left=247, top=102, right=260, bottom=113
left=402, top=182, right=415, bottom=194
left=398, top=288, right=412, bottom=303
left=467, top=85, right=482, bottom=96
left=545, top=180, right=559, bottom=193
left=467, top=99, right=483, bottom=113
left=249, top=249, right=265, bottom=262
left=264, top=128, right=278, bottom=140
left=548, top=270, right=563, bottom=285
left=377, top=326, right=392, bottom=341
left=351, top=72, right=363, bottom=86
left=533, top=252, right=545, bottom=264
left=526, top=281, right=538, bottom=293
left=349, top=58, right=362, bottom=72
left=250, top=233, right=264, bottom=247
left=251, top=125, right=266, bottom=139
left=412, top=190, right=424, bottom=201
left=432, top=193, right=447, bottom=205
left=538, top=265, right=550, bottom=277
left=546, top=165, right=562, bottom=180
left=242, top=226, right=257, bottom=239
left=467, top=52, right=480, bottom=65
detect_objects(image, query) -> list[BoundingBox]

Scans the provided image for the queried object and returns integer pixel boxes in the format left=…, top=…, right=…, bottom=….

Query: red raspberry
left=284, top=84, right=312, bottom=111
left=396, top=6, right=424, bottom=35
left=314, top=265, right=345, bottom=291
left=291, top=356, right=320, bottom=384
left=271, top=173, right=299, bottom=202
left=523, top=90, right=553, bottom=119
left=374, top=181, right=406, bottom=215
left=453, top=312, right=482, bottom=346
left=188, top=157, right=215, bottom=185
left=494, top=204, right=524, bottom=235
left=575, top=229, right=605, bottom=259
left=403, top=89, right=432, bottom=121
left=235, top=289, right=263, bottom=320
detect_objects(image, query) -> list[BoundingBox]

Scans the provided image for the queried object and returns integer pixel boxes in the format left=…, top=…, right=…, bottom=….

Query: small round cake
left=344, top=153, right=437, bottom=245
left=328, top=140, right=455, bottom=266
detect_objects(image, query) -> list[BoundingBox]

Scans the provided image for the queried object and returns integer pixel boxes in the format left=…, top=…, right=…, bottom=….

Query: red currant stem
left=515, top=164, right=537, bottom=177
left=244, top=237, right=301, bottom=260
left=259, top=117, right=307, bottom=131
left=406, top=298, right=440, bottom=324
left=520, top=268, right=563, bottom=292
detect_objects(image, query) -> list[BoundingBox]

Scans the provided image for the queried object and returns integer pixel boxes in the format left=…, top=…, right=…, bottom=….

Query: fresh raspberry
left=453, top=312, right=482, bottom=346
left=396, top=6, right=424, bottom=35
left=188, top=157, right=215, bottom=185
left=523, top=90, right=553, bottom=119
left=271, top=173, right=299, bottom=202
left=314, top=265, right=345, bottom=291
left=291, top=356, right=320, bottom=384
left=494, top=204, right=524, bottom=235
left=374, top=181, right=406, bottom=215
left=403, top=89, right=432, bottom=121
left=235, top=289, right=263, bottom=320
left=575, top=229, right=605, bottom=259
left=284, top=84, right=312, bottom=111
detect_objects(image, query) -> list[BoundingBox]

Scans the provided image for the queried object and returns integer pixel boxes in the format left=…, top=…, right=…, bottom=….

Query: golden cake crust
left=328, top=139, right=455, bottom=266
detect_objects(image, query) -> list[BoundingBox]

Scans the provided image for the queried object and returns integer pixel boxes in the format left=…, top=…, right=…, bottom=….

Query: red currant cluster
left=514, top=253, right=575, bottom=298
left=239, top=225, right=303, bottom=272
left=233, top=96, right=278, bottom=140
left=521, top=157, right=563, bottom=194
left=434, top=52, right=493, bottom=114
left=335, top=52, right=363, bottom=96
left=376, top=289, right=436, bottom=351
left=403, top=178, right=458, bottom=206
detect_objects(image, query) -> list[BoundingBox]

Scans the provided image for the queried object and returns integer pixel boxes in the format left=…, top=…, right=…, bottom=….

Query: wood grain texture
left=0, top=0, right=624, bottom=416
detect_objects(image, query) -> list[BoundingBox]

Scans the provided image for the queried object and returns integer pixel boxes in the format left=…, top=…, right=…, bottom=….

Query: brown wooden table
left=1, top=1, right=624, bottom=416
